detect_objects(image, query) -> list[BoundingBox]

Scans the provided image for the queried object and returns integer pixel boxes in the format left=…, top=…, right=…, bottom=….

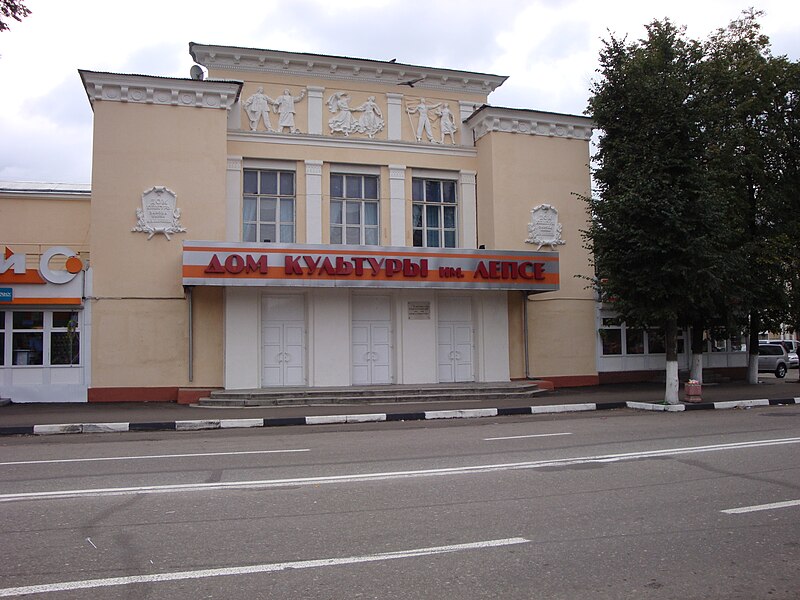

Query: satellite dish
left=190, top=65, right=205, bottom=81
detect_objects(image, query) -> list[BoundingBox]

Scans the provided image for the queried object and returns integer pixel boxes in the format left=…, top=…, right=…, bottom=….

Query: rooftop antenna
left=190, top=65, right=205, bottom=80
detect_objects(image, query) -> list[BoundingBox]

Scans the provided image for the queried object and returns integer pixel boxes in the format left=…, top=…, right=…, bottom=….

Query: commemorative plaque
left=525, top=204, right=565, bottom=250
left=132, top=186, right=187, bottom=240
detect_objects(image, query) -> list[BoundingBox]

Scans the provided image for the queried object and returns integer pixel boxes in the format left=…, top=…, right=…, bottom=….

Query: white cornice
left=227, top=130, right=478, bottom=157
left=79, top=70, right=243, bottom=110
left=189, top=43, right=507, bottom=96
left=0, top=181, right=91, bottom=199
left=465, top=106, right=594, bottom=142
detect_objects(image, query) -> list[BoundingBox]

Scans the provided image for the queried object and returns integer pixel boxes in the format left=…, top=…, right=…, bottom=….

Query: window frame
left=599, top=318, right=686, bottom=356
left=329, top=173, right=380, bottom=246
left=242, top=168, right=296, bottom=243
left=411, top=177, right=458, bottom=248
left=2, top=310, right=81, bottom=367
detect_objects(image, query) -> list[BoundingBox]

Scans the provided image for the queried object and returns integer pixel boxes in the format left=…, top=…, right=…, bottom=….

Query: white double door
left=438, top=296, right=474, bottom=382
left=261, top=295, right=306, bottom=387
left=352, top=295, right=393, bottom=385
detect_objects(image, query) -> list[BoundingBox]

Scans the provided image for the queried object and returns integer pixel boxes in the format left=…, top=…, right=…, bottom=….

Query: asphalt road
left=1, top=407, right=799, bottom=599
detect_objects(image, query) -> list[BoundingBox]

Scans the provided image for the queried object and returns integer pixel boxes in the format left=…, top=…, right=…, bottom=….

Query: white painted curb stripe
left=32, top=424, right=82, bottom=435
left=175, top=420, right=221, bottom=431
left=713, top=399, right=770, bottom=410
left=721, top=498, right=800, bottom=514
left=219, top=418, right=265, bottom=428
left=305, top=413, right=387, bottom=425
left=32, top=423, right=131, bottom=435
left=0, top=537, right=530, bottom=597
left=344, top=413, right=388, bottom=423
left=11, top=396, right=800, bottom=438
left=81, top=423, right=130, bottom=433
left=530, top=403, right=595, bottom=414
left=425, top=408, right=498, bottom=420
left=627, top=402, right=685, bottom=412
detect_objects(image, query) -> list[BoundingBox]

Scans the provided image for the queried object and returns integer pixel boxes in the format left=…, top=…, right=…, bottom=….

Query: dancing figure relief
left=327, top=92, right=385, bottom=138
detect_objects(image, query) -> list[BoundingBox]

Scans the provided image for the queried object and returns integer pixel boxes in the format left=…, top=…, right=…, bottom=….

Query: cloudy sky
left=0, top=0, right=798, bottom=184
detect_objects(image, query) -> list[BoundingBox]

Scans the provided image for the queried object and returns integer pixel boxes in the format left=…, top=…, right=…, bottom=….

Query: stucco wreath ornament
left=525, top=204, right=565, bottom=250
left=132, top=186, right=187, bottom=240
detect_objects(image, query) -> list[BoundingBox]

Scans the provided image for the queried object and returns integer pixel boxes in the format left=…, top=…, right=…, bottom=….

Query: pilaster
left=226, top=156, right=243, bottom=241
left=306, top=86, right=325, bottom=135
left=386, top=93, right=404, bottom=141
left=389, top=165, right=407, bottom=246
left=459, top=170, right=477, bottom=248
left=305, top=160, right=324, bottom=243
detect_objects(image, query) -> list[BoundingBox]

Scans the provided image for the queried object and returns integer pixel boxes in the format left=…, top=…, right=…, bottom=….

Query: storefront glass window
left=242, top=169, right=295, bottom=243
left=4, top=310, right=81, bottom=367
left=729, top=336, right=745, bottom=352
left=626, top=329, right=644, bottom=354
left=330, top=174, right=380, bottom=245
left=601, top=329, right=622, bottom=355
left=647, top=329, right=666, bottom=354
left=13, top=311, right=43, bottom=330
left=51, top=311, right=80, bottom=365
left=13, top=311, right=44, bottom=365
left=412, top=177, right=458, bottom=248
left=600, top=318, right=622, bottom=355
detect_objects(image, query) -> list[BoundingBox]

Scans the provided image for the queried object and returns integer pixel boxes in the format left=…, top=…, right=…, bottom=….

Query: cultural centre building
left=1, top=43, right=743, bottom=403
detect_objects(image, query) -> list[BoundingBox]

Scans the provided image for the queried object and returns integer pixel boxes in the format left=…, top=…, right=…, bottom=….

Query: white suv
left=764, top=340, right=799, bottom=368
left=758, top=344, right=789, bottom=378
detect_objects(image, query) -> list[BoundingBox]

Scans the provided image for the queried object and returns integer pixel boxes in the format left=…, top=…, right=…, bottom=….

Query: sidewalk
left=2, top=378, right=799, bottom=436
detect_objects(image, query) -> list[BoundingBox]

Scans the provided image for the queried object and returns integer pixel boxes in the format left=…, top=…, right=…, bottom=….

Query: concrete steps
left=197, top=382, right=544, bottom=407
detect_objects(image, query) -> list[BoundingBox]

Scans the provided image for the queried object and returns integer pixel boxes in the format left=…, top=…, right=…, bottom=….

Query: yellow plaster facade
left=1, top=44, right=601, bottom=403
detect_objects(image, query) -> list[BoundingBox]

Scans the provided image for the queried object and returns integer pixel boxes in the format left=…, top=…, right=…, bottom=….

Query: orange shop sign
left=0, top=246, right=84, bottom=285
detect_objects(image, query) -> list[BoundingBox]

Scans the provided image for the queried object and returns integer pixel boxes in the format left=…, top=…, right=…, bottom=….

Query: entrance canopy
left=183, top=241, right=559, bottom=292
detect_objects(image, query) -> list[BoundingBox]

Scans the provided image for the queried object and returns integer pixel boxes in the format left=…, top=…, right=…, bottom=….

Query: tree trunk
left=665, top=317, right=680, bottom=404
left=690, top=322, right=704, bottom=384
left=747, top=311, right=760, bottom=384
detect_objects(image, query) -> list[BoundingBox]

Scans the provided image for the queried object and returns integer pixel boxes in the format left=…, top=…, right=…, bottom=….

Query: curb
left=1, top=398, right=798, bottom=437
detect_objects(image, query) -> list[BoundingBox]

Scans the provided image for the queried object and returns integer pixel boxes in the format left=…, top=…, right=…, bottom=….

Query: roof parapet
left=189, top=43, right=508, bottom=96
left=78, top=70, right=243, bottom=111
left=465, top=106, right=594, bottom=142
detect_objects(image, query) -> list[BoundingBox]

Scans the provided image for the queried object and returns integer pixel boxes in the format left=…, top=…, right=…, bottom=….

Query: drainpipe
left=523, top=291, right=531, bottom=379
left=186, top=286, right=194, bottom=383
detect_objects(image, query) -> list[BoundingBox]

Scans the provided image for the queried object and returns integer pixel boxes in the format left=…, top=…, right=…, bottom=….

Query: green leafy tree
left=699, top=10, right=800, bottom=382
left=585, top=20, right=726, bottom=403
left=0, top=0, right=30, bottom=32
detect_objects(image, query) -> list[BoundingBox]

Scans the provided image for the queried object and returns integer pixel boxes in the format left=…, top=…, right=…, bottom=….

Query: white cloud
left=0, top=0, right=797, bottom=183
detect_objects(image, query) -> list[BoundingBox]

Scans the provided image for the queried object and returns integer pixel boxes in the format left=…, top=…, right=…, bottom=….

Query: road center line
left=0, top=449, right=310, bottom=467
left=0, top=537, right=529, bottom=597
left=484, top=433, right=573, bottom=441
left=2, top=436, right=798, bottom=503
left=721, top=499, right=800, bottom=514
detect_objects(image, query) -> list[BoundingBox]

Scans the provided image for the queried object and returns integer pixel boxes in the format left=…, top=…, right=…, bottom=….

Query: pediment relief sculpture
left=327, top=92, right=385, bottom=139
left=405, top=98, right=458, bottom=144
left=243, top=86, right=306, bottom=133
